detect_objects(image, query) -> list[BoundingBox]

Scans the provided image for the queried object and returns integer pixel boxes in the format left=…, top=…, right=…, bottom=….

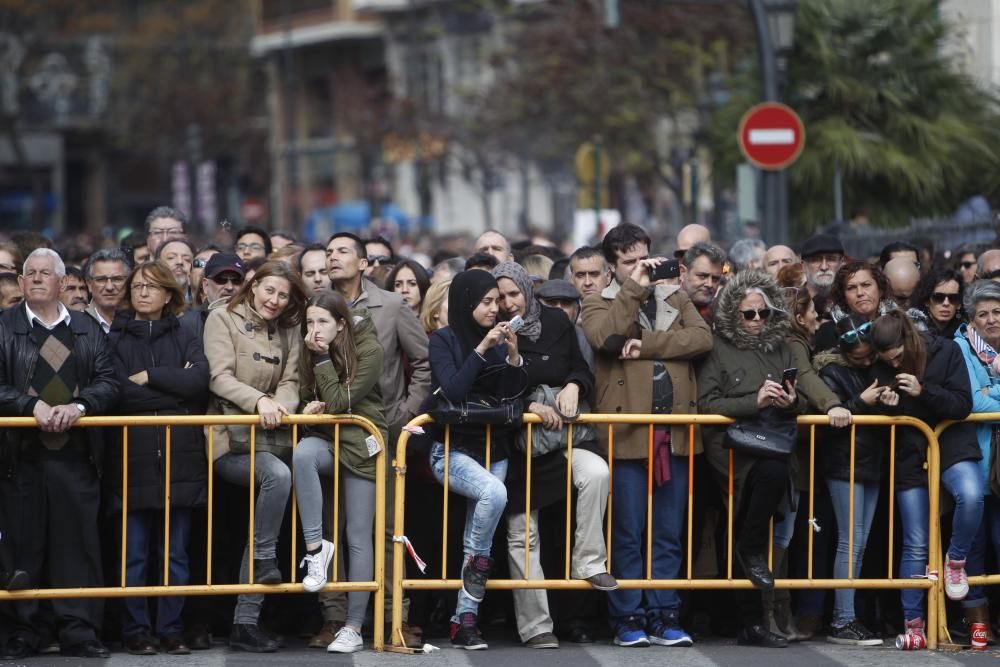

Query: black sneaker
left=450, top=612, right=487, bottom=650
left=827, top=620, right=882, bottom=646
left=737, top=624, right=788, bottom=648
left=253, top=558, right=282, bottom=584
left=229, top=623, right=278, bottom=653
left=461, top=554, right=493, bottom=603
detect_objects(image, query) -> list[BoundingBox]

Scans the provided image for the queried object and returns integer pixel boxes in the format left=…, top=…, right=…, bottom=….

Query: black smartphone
left=650, top=258, right=680, bottom=281
left=781, top=368, right=798, bottom=387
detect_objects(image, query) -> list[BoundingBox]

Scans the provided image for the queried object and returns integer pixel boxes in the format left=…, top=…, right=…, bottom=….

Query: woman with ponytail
left=869, top=309, right=977, bottom=649
left=293, top=291, right=387, bottom=653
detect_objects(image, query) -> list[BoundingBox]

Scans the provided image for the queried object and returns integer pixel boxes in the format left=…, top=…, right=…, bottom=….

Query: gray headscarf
left=492, top=261, right=542, bottom=342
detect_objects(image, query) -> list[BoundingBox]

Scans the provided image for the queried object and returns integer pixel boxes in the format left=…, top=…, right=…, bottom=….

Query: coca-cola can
left=971, top=622, right=988, bottom=650
left=895, top=632, right=926, bottom=650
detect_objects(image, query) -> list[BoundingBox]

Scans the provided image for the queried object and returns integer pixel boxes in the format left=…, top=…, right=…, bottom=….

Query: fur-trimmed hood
left=712, top=270, right=789, bottom=351
left=813, top=348, right=851, bottom=371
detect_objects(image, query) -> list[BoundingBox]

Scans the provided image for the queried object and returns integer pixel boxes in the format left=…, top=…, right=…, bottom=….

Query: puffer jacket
left=581, top=278, right=713, bottom=459
left=299, top=308, right=387, bottom=481
left=814, top=350, right=885, bottom=483
left=697, top=271, right=807, bottom=512
left=870, top=332, right=976, bottom=489
left=0, top=303, right=119, bottom=476
left=204, top=300, right=301, bottom=460
left=106, top=312, right=209, bottom=510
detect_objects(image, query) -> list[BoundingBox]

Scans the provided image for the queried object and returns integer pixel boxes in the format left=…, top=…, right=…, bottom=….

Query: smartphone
left=888, top=378, right=902, bottom=391
left=508, top=314, right=524, bottom=333
left=650, top=258, right=680, bottom=281
left=781, top=368, right=798, bottom=387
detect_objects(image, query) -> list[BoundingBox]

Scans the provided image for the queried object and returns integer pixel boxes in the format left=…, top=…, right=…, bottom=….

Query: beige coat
left=581, top=278, right=713, bottom=459
left=203, top=300, right=301, bottom=460
left=353, top=279, right=431, bottom=435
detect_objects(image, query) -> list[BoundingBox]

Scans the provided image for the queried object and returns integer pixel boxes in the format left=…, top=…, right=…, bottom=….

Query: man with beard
left=155, top=238, right=195, bottom=307
left=59, top=267, right=89, bottom=311
left=679, top=242, right=726, bottom=324
left=800, top=234, right=845, bottom=307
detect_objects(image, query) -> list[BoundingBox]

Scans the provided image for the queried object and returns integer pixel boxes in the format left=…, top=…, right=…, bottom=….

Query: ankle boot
left=965, top=604, right=996, bottom=646
left=770, top=546, right=810, bottom=641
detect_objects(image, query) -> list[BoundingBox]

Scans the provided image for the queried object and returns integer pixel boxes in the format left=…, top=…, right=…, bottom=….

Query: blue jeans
left=429, top=443, right=508, bottom=619
left=122, top=508, right=192, bottom=639
left=940, top=460, right=984, bottom=561
left=773, top=489, right=799, bottom=550
left=896, top=486, right=928, bottom=621
left=827, top=479, right=879, bottom=625
left=607, top=456, right=687, bottom=623
left=964, top=495, right=1000, bottom=608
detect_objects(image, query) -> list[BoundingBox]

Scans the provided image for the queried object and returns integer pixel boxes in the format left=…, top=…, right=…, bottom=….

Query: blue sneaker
left=613, top=617, right=650, bottom=647
left=648, top=611, right=693, bottom=647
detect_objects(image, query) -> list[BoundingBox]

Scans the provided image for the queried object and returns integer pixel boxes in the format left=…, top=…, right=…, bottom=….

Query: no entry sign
left=738, top=102, right=805, bottom=171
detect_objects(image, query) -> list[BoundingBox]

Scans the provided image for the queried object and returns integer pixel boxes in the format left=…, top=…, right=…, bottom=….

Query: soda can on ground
left=895, top=632, right=926, bottom=650
left=970, top=622, right=988, bottom=650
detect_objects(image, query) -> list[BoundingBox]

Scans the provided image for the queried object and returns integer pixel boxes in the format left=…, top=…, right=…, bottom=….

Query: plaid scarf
left=965, top=325, right=1000, bottom=376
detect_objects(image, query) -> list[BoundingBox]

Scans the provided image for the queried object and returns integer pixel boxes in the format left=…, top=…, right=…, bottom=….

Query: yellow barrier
left=389, top=413, right=942, bottom=650
left=933, top=412, right=1000, bottom=648
left=0, top=413, right=387, bottom=652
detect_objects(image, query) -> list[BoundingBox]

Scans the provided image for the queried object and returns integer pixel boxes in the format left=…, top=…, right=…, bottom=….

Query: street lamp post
left=748, top=0, right=797, bottom=244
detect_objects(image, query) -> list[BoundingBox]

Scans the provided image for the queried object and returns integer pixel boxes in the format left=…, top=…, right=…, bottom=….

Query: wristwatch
left=74, top=403, right=87, bottom=416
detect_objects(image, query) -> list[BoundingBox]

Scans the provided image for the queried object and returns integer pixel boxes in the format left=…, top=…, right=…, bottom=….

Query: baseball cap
left=204, top=253, right=246, bottom=279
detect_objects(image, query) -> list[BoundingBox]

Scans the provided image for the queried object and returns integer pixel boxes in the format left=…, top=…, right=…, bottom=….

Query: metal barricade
left=389, top=413, right=942, bottom=650
left=933, top=412, right=1000, bottom=648
left=0, top=413, right=388, bottom=652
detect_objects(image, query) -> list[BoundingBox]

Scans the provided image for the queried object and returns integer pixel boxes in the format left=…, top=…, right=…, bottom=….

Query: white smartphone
left=508, top=315, right=524, bottom=333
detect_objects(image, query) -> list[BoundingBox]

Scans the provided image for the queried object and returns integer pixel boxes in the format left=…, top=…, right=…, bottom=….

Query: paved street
left=6, top=638, right=1000, bottom=667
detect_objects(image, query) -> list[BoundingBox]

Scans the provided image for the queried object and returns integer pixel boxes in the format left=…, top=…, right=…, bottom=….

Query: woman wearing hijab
left=492, top=262, right=614, bottom=649
left=427, top=269, right=528, bottom=650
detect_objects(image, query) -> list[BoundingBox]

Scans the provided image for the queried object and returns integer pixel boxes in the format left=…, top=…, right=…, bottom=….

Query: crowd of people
left=0, top=208, right=998, bottom=658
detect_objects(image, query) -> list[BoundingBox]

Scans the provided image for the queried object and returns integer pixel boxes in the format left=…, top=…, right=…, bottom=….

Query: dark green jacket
left=299, top=308, right=387, bottom=481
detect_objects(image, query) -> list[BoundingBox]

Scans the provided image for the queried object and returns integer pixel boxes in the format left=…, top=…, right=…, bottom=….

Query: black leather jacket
left=0, top=303, right=120, bottom=476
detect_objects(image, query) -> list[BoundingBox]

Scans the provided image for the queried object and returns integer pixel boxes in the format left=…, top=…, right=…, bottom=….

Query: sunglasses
left=960, top=261, right=976, bottom=270
left=741, top=308, right=771, bottom=321
left=983, top=270, right=1000, bottom=280
left=367, top=255, right=395, bottom=265
left=211, top=275, right=244, bottom=286
left=839, top=320, right=872, bottom=345
left=673, top=248, right=686, bottom=259
left=193, top=258, right=208, bottom=269
left=930, top=292, right=960, bottom=305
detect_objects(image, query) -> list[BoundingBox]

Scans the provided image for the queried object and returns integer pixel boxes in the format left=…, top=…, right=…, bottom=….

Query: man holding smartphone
left=581, top=223, right=714, bottom=649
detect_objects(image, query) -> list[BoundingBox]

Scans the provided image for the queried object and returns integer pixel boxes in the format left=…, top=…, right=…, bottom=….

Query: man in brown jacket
left=581, top=223, right=713, bottom=649
left=319, top=232, right=430, bottom=647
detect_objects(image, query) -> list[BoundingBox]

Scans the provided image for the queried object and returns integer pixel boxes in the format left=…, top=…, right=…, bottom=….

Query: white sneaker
left=300, top=540, right=334, bottom=593
left=327, top=626, right=363, bottom=653
left=944, top=556, right=969, bottom=601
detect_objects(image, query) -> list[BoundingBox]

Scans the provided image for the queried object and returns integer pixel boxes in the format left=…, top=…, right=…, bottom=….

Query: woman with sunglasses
left=952, top=279, right=1000, bottom=642
left=106, top=261, right=210, bottom=656
left=913, top=268, right=965, bottom=339
left=698, top=270, right=806, bottom=648
left=203, top=260, right=307, bottom=653
left=868, top=309, right=976, bottom=649
left=813, top=314, right=892, bottom=646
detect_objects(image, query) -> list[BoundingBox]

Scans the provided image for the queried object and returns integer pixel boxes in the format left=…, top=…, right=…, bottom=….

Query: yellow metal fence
left=0, top=414, right=387, bottom=651
left=389, top=413, right=943, bottom=650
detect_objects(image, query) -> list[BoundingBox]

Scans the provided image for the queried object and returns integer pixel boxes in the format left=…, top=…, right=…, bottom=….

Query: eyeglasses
left=741, top=308, right=771, bottom=321
left=982, top=269, right=1000, bottom=280
left=236, top=243, right=265, bottom=253
left=960, top=261, right=976, bottom=270
left=131, top=282, right=164, bottom=294
left=839, top=320, right=873, bottom=345
left=211, top=275, right=243, bottom=286
left=148, top=228, right=183, bottom=238
left=930, top=292, right=960, bottom=305
left=193, top=258, right=208, bottom=269
left=91, top=275, right=127, bottom=286
left=367, top=255, right=394, bottom=265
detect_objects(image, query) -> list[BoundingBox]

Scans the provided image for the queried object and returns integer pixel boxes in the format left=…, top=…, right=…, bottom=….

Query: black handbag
left=723, top=408, right=797, bottom=460
left=428, top=388, right=523, bottom=428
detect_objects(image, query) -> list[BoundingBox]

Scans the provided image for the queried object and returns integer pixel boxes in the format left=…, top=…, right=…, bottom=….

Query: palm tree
left=711, top=0, right=1000, bottom=235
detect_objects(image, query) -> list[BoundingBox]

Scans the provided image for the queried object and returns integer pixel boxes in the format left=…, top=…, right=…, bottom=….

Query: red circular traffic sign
left=738, top=102, right=805, bottom=171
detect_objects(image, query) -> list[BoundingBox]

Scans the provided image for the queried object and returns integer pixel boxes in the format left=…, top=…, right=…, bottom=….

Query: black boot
left=230, top=624, right=278, bottom=653
left=738, top=624, right=788, bottom=648
left=736, top=549, right=774, bottom=590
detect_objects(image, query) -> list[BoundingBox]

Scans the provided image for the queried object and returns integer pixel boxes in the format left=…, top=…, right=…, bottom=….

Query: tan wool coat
left=203, top=300, right=301, bottom=460
left=581, top=278, right=713, bottom=460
